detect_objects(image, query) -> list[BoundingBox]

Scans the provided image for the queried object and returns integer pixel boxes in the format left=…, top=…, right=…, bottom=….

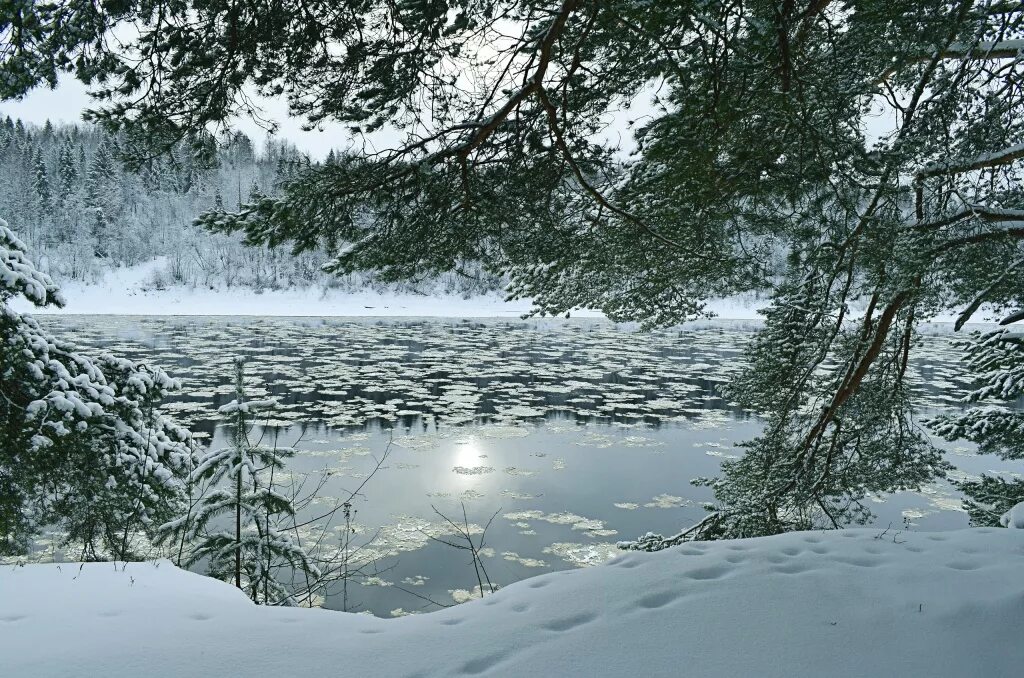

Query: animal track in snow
left=460, top=652, right=508, bottom=675
left=542, top=611, right=598, bottom=632
left=945, top=560, right=981, bottom=571
left=772, top=562, right=815, bottom=575
left=831, top=556, right=882, bottom=568
left=637, top=591, right=683, bottom=609
left=683, top=564, right=731, bottom=581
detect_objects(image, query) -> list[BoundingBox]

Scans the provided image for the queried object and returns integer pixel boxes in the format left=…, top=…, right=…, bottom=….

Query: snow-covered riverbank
left=3, top=527, right=1022, bottom=677
left=10, top=258, right=1005, bottom=333
left=9, top=257, right=771, bottom=318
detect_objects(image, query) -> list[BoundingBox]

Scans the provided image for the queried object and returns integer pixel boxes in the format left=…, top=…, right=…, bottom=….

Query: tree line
left=0, top=116, right=499, bottom=295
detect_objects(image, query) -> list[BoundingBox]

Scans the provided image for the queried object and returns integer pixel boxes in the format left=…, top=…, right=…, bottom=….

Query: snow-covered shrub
left=1000, top=501, right=1024, bottom=529
left=0, top=217, right=193, bottom=558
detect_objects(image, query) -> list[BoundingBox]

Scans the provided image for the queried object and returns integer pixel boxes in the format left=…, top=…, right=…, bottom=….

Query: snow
left=3, top=257, right=1010, bottom=330
left=5, top=257, right=763, bottom=319
left=3, top=528, right=1023, bottom=677
left=1000, top=501, right=1024, bottom=528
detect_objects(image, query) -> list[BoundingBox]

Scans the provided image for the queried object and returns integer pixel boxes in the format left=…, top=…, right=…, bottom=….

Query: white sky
left=1, top=75, right=894, bottom=162
left=0, top=74, right=652, bottom=162
left=0, top=76, right=368, bottom=160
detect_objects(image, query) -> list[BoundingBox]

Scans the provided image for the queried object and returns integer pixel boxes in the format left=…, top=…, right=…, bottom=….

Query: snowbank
left=11, top=257, right=544, bottom=317
left=9, top=260, right=999, bottom=331
left=8, top=257, right=773, bottom=318
left=1001, top=501, right=1024, bottom=528
left=3, top=528, right=1023, bottom=677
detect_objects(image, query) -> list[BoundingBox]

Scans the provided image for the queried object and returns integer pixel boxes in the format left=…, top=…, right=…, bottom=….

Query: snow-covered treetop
left=0, top=218, right=64, bottom=308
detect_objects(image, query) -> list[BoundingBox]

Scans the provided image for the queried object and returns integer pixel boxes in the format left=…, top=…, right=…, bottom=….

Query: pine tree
left=158, top=358, right=317, bottom=604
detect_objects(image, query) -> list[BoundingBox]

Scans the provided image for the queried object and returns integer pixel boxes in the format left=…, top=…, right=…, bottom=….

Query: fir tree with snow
left=158, top=358, right=317, bottom=604
left=931, top=329, right=1024, bottom=526
left=31, top=147, right=51, bottom=214
left=0, top=216, right=193, bottom=559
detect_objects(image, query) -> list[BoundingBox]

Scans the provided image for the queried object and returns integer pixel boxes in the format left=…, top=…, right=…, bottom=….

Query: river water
left=36, top=316, right=1017, bottom=616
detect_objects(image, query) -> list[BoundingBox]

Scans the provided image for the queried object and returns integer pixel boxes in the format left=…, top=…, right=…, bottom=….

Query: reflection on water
left=28, top=315, right=1021, bottom=616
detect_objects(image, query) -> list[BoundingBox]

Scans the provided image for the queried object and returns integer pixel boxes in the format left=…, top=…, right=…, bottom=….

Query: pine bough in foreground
left=0, top=217, right=193, bottom=559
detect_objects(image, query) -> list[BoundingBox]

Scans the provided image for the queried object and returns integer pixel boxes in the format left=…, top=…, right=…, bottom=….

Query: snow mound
left=2, top=528, right=1023, bottom=677
left=1000, top=500, right=1024, bottom=528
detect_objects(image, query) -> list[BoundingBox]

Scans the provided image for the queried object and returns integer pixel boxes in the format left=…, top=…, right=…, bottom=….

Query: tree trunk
left=235, top=465, right=242, bottom=590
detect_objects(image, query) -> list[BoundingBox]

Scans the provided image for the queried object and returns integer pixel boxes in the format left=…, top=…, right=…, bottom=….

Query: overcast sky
left=1, top=75, right=893, bottom=163
left=0, top=73, right=653, bottom=162
left=0, top=76, right=370, bottom=160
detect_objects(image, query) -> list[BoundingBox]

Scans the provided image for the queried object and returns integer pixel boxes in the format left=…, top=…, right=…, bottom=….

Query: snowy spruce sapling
left=157, top=358, right=318, bottom=604
left=0, top=216, right=192, bottom=560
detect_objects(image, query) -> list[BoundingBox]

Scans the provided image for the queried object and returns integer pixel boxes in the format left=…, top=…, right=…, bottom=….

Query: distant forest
left=0, top=117, right=499, bottom=295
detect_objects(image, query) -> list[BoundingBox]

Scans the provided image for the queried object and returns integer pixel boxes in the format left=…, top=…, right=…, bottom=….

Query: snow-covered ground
left=10, top=257, right=771, bottom=318
left=3, top=527, right=1022, bottom=677
left=8, top=258, right=1005, bottom=331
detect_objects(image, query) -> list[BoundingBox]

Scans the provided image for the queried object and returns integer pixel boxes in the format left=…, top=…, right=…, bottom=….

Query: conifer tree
left=31, top=147, right=51, bottom=214
left=57, top=142, right=79, bottom=202
left=0, top=216, right=193, bottom=558
left=85, top=140, right=116, bottom=209
left=930, top=330, right=1024, bottom=526
left=158, top=358, right=317, bottom=604
left=91, top=208, right=108, bottom=258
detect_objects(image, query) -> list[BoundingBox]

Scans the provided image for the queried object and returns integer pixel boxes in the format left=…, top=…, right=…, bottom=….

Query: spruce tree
left=158, top=358, right=317, bottom=604
left=0, top=216, right=193, bottom=558
left=31, top=147, right=51, bottom=214
left=57, top=142, right=79, bottom=202
left=930, top=330, right=1024, bottom=527
left=91, top=208, right=108, bottom=258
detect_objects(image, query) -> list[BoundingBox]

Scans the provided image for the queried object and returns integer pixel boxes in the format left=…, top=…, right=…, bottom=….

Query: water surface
left=34, top=316, right=1017, bottom=616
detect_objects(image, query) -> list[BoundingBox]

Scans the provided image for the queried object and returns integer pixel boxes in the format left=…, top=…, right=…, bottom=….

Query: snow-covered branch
left=918, top=143, right=1024, bottom=180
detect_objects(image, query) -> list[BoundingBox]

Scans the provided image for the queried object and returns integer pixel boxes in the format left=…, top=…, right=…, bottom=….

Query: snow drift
left=2, top=528, right=1023, bottom=677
